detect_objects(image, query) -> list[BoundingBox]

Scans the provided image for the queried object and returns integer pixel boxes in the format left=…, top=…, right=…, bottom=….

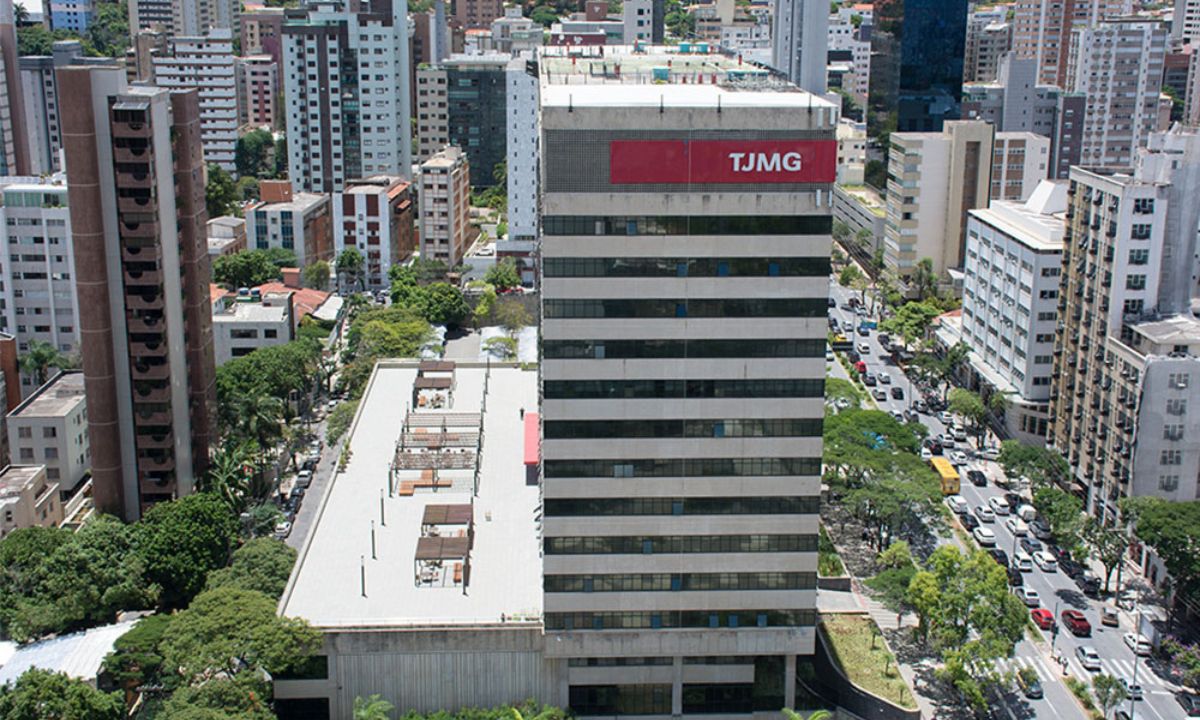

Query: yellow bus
left=930, top=457, right=960, bottom=495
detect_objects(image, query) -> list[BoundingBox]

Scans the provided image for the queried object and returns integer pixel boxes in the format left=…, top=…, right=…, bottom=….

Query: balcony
left=120, top=222, right=160, bottom=241
left=126, top=313, right=164, bottom=334
left=125, top=292, right=163, bottom=312
left=130, top=339, right=168, bottom=357
left=124, top=267, right=162, bottom=287
left=113, top=145, right=150, bottom=163
left=112, top=121, right=151, bottom=139
left=117, top=195, right=153, bottom=213
left=131, top=363, right=170, bottom=381
left=116, top=169, right=152, bottom=189
left=138, top=455, right=175, bottom=472
left=139, top=476, right=176, bottom=497
left=134, top=409, right=172, bottom=426
left=137, top=429, right=174, bottom=450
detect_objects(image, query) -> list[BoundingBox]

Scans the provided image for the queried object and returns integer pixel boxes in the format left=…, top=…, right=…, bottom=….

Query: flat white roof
left=279, top=362, right=542, bottom=628
left=968, top=182, right=1067, bottom=252
left=540, top=83, right=836, bottom=109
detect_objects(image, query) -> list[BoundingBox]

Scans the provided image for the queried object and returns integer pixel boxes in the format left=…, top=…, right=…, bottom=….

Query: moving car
left=949, top=451, right=969, bottom=466
left=1102, top=607, right=1120, bottom=627
left=988, top=496, right=1012, bottom=515
left=1061, top=609, right=1092, bottom=636
left=873, top=388, right=887, bottom=401
left=987, top=548, right=1009, bottom=566
left=858, top=341, right=871, bottom=353
left=1033, top=551, right=1058, bottom=572
left=961, top=513, right=980, bottom=531
left=939, top=411, right=955, bottom=425
left=1015, top=587, right=1040, bottom=607
left=945, top=495, right=970, bottom=515
left=863, top=373, right=878, bottom=386
left=920, top=447, right=933, bottom=461
left=1007, top=565, right=1024, bottom=586
left=891, top=386, right=905, bottom=400
left=1030, top=520, right=1054, bottom=541
left=1005, top=517, right=1029, bottom=537
left=973, top=527, right=997, bottom=547
left=1075, top=646, right=1102, bottom=671
left=1123, top=633, right=1153, bottom=657
left=1178, top=693, right=1200, bottom=717
left=967, top=469, right=987, bottom=487
left=1012, top=550, right=1033, bottom=572
left=1031, top=608, right=1056, bottom=631
left=1120, top=678, right=1144, bottom=701
left=1017, top=668, right=1043, bottom=699
left=952, top=426, right=968, bottom=442
left=1020, top=537, right=1044, bottom=554
left=975, top=505, right=996, bottom=523
left=878, top=372, right=892, bottom=384
left=938, top=433, right=957, bottom=449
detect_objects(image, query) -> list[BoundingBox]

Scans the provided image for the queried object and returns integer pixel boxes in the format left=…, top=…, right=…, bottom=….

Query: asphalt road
left=828, top=277, right=1185, bottom=720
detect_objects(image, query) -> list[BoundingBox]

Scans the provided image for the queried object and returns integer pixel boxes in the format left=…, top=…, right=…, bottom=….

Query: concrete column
left=785, top=654, right=797, bottom=708
left=672, top=656, right=683, bottom=715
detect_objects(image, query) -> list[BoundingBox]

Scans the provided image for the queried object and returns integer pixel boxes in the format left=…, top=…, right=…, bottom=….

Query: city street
left=827, top=275, right=1185, bottom=720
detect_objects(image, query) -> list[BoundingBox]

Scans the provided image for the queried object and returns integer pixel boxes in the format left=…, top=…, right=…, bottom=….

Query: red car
left=1061, top=609, right=1092, bottom=636
left=1031, top=608, right=1056, bottom=631
left=855, top=361, right=867, bottom=373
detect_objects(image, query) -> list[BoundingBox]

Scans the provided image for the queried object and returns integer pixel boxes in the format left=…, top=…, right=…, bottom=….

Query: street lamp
left=1051, top=599, right=1061, bottom=656
left=1128, top=593, right=1143, bottom=720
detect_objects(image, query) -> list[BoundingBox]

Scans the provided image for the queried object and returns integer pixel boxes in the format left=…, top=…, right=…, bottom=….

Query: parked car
left=1061, top=609, right=1092, bottom=636
left=863, top=373, right=878, bottom=386
left=987, top=548, right=1009, bottom=566
left=1020, top=537, right=1044, bottom=555
left=1004, top=492, right=1024, bottom=509
left=952, top=426, right=968, bottom=442
left=945, top=495, right=970, bottom=515
left=978, top=446, right=1001, bottom=461
left=1123, top=633, right=1153, bottom=657
left=1101, top=607, right=1120, bottom=627
left=988, top=496, right=1012, bottom=515
left=1061, top=558, right=1084, bottom=579
left=967, top=469, right=987, bottom=487
left=1015, top=587, right=1040, bottom=607
left=920, top=447, right=933, bottom=461
left=961, top=513, right=980, bottom=531
left=854, top=359, right=867, bottom=373
left=1017, top=668, right=1043, bottom=699
left=939, top=411, right=955, bottom=425
left=273, top=521, right=293, bottom=540
left=1079, top=572, right=1102, bottom=597
left=892, top=386, right=905, bottom=400
left=975, top=505, right=996, bottom=523
left=1007, top=565, right=1024, bottom=586
left=973, top=527, right=997, bottom=547
left=878, top=372, right=892, bottom=384
left=294, top=470, right=314, bottom=489
left=1012, top=550, right=1033, bottom=572
left=1075, top=646, right=1102, bottom=671
left=1031, top=608, right=1056, bottom=630
left=1033, top=551, right=1058, bottom=572
left=873, top=388, right=887, bottom=401
left=1178, top=693, right=1200, bottom=717
left=949, top=451, right=969, bottom=466
left=938, top=433, right=957, bottom=449
left=1030, top=520, right=1054, bottom=541
left=1120, top=678, right=1144, bottom=701
left=1005, top=517, right=1029, bottom=537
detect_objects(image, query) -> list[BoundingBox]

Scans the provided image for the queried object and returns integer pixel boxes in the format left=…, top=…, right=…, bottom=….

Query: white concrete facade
left=992, top=131, right=1051, bottom=202
left=211, top=291, right=294, bottom=365
left=6, top=370, right=89, bottom=492
left=152, top=29, right=239, bottom=172
left=771, top=0, right=828, bottom=93
left=503, top=56, right=539, bottom=282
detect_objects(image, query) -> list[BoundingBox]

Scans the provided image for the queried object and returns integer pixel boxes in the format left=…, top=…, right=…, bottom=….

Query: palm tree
left=13, top=3, right=28, bottom=24
left=782, top=709, right=833, bottom=720
left=19, top=340, right=69, bottom=387
left=199, top=443, right=251, bottom=513
left=353, top=695, right=394, bottom=720
left=235, top=393, right=286, bottom=451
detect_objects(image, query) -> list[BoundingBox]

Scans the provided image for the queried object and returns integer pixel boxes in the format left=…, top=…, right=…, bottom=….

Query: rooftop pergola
left=414, top=536, right=472, bottom=592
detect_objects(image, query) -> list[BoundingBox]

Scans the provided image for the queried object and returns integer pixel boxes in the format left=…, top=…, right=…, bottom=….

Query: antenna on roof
left=568, top=93, right=573, bottom=112
left=660, top=94, right=664, bottom=114
left=717, top=95, right=721, bottom=114
left=360, top=555, right=366, bottom=597
left=371, top=520, right=377, bottom=559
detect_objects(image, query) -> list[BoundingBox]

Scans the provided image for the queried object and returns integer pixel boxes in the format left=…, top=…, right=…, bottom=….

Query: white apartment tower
left=771, top=0, right=828, bottom=94
left=1065, top=19, right=1167, bottom=169
left=18, top=41, right=86, bottom=175
left=502, top=56, right=539, bottom=283
left=1011, top=0, right=1130, bottom=86
left=539, top=50, right=835, bottom=712
left=129, top=0, right=237, bottom=36
left=283, top=0, right=412, bottom=193
left=419, top=146, right=470, bottom=267
left=152, top=29, right=239, bottom=172
left=1174, top=0, right=1200, bottom=45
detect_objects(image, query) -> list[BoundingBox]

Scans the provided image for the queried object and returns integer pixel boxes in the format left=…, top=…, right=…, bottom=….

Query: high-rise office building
left=58, top=65, right=216, bottom=521
left=538, top=48, right=834, bottom=711
left=1065, top=19, right=1168, bottom=169
left=415, top=55, right=508, bottom=188
left=867, top=0, right=968, bottom=135
left=19, top=41, right=86, bottom=175
left=1011, top=0, right=1130, bottom=86
left=1049, top=128, right=1200, bottom=519
left=282, top=0, right=412, bottom=193
left=151, top=29, right=239, bottom=172
left=771, top=0, right=828, bottom=93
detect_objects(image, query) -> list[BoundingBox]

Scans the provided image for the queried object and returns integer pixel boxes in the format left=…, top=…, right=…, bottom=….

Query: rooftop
left=8, top=371, right=86, bottom=419
left=1128, top=314, right=1200, bottom=347
left=0, top=466, right=46, bottom=499
left=213, top=293, right=292, bottom=323
left=422, top=146, right=466, bottom=169
left=279, top=361, right=541, bottom=628
left=0, top=618, right=140, bottom=686
left=344, top=175, right=409, bottom=196
left=256, top=281, right=332, bottom=323
left=540, top=82, right=836, bottom=109
left=248, top=191, right=327, bottom=213
left=967, top=180, right=1067, bottom=251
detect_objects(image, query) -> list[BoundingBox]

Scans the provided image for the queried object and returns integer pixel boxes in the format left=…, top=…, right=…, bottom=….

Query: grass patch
left=819, top=525, right=846, bottom=577
left=822, top=615, right=917, bottom=709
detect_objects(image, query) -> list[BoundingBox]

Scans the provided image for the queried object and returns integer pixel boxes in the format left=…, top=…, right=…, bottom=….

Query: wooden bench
left=453, top=562, right=463, bottom=584
left=398, top=478, right=453, bottom=496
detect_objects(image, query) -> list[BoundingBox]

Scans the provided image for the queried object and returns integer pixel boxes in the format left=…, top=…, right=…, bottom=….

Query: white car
left=949, top=451, right=968, bottom=466
left=1076, top=646, right=1103, bottom=671
left=975, top=505, right=996, bottom=523
left=1123, top=633, right=1153, bottom=657
left=294, top=469, right=313, bottom=489
left=973, top=526, right=997, bottom=546
left=939, top=411, right=955, bottom=425
left=938, top=434, right=957, bottom=449
left=1120, top=677, right=1144, bottom=701
left=1005, top=517, right=1029, bottom=537
left=989, top=496, right=1012, bottom=515
left=920, top=447, right=933, bottom=461
left=978, top=446, right=1001, bottom=461
left=945, top=495, right=970, bottom=515
left=273, top=521, right=293, bottom=539
left=1015, top=587, right=1040, bottom=607
left=1033, top=551, right=1058, bottom=572
left=1012, top=550, right=1033, bottom=572
left=858, top=342, right=871, bottom=354
left=953, top=426, right=968, bottom=442
left=878, top=372, right=892, bottom=384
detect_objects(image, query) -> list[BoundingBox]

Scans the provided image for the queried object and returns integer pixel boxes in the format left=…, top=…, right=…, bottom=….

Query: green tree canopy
left=838, top=264, right=863, bottom=288
left=158, top=674, right=278, bottom=720
left=234, top=129, right=275, bottom=178
left=0, top=668, right=123, bottom=720
left=19, top=340, right=70, bottom=387
left=303, top=260, right=331, bottom=291
left=103, top=614, right=174, bottom=692
left=495, top=298, right=532, bottom=337
left=354, top=695, right=396, bottom=720
left=1032, top=486, right=1084, bottom=553
left=337, top=248, right=366, bottom=291
left=136, top=494, right=239, bottom=609
left=1125, top=497, right=1200, bottom=601
left=205, top=164, right=239, bottom=219
left=412, top=282, right=469, bottom=326
left=997, top=440, right=1070, bottom=488
left=212, top=250, right=283, bottom=288
left=879, top=301, right=941, bottom=349
left=205, top=538, right=297, bottom=599
left=947, top=388, right=987, bottom=442
left=484, top=258, right=521, bottom=289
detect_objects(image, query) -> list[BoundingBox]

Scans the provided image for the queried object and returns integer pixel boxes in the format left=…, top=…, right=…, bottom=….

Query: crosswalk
left=998, top=652, right=1171, bottom=687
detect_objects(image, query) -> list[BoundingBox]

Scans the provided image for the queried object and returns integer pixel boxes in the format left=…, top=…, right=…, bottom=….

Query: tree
left=472, top=284, right=498, bottom=329
left=17, top=24, right=75, bottom=56
left=235, top=129, right=274, bottom=178
left=906, top=570, right=941, bottom=644
left=303, top=260, right=331, bottom=291
left=782, top=711, right=832, bottom=720
left=337, top=248, right=366, bottom=291
left=824, top=377, right=862, bottom=409
left=19, top=339, right=69, bottom=386
left=205, top=538, right=297, bottom=599
left=274, top=136, right=288, bottom=177
left=0, top=526, right=73, bottom=638
left=84, top=0, right=131, bottom=57
left=326, top=400, right=359, bottom=443
left=261, top=247, right=298, bottom=269
left=158, top=674, right=277, bottom=719
left=838, top=263, right=863, bottom=289
left=200, top=442, right=252, bottom=514
left=354, top=695, right=396, bottom=720
left=495, top=298, right=532, bottom=337
left=1083, top=517, right=1131, bottom=594
left=1032, top=487, right=1084, bottom=551
left=103, top=614, right=174, bottom=693
left=212, top=250, right=281, bottom=288
left=948, top=388, right=987, bottom=443
left=910, top=257, right=938, bottom=300
left=205, top=164, right=240, bottom=219
left=159, top=586, right=321, bottom=685
left=878, top=540, right=913, bottom=569
left=484, top=258, right=521, bottom=289
left=0, top=669, right=123, bottom=720
left=483, top=336, right=517, bottom=359
left=832, top=220, right=851, bottom=244
left=415, top=282, right=469, bottom=326
left=136, top=494, right=239, bottom=609
left=530, top=5, right=558, bottom=25
left=997, top=440, right=1070, bottom=488
left=1125, top=497, right=1200, bottom=604
left=879, top=301, right=941, bottom=350
left=1092, top=674, right=1128, bottom=718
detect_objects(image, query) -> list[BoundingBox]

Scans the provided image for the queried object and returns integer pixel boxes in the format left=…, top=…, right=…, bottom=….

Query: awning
left=523, top=412, right=539, bottom=466
left=422, top=503, right=473, bottom=527
left=415, top=536, right=471, bottom=561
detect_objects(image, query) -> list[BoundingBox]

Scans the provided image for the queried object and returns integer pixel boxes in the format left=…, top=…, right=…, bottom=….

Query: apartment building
left=240, top=7, right=286, bottom=65
left=1066, top=19, right=1168, bottom=169
left=415, top=55, right=508, bottom=188
left=538, top=49, right=833, bottom=712
left=0, top=465, right=60, bottom=538
left=491, top=6, right=539, bottom=53
left=7, top=370, right=89, bottom=493
left=623, top=0, right=664, bottom=43
left=151, top=29, right=239, bottom=172
left=58, top=66, right=217, bottom=521
left=837, top=118, right=867, bottom=185
left=206, top=215, right=245, bottom=257
left=771, top=0, right=827, bottom=93
left=957, top=181, right=1066, bottom=444
left=211, top=289, right=295, bottom=364
left=884, top=120, right=994, bottom=278
left=1010, top=0, right=1130, bottom=86
left=332, top=175, right=415, bottom=291
left=1176, top=0, right=1200, bottom=45
left=237, top=55, right=278, bottom=129
left=1049, top=128, right=1200, bottom=519
left=245, top=181, right=332, bottom=267
left=129, top=0, right=237, bottom=37
left=0, top=0, right=28, bottom=177
left=0, top=176, right=81, bottom=394
left=992, top=132, right=1051, bottom=202
left=50, top=0, right=93, bottom=32
left=419, top=146, right=471, bottom=267
left=454, top=0, right=502, bottom=28
left=826, top=15, right=870, bottom=102
left=19, top=41, right=86, bottom=175
left=282, top=0, right=411, bottom=193
left=503, top=56, right=539, bottom=283
left=963, top=10, right=1011, bottom=83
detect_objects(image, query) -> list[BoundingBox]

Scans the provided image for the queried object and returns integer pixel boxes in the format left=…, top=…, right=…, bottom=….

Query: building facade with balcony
left=333, top=176, right=415, bottom=291
left=419, top=146, right=471, bottom=267
left=0, top=465, right=61, bottom=538
left=7, top=370, right=89, bottom=494
left=151, top=29, right=240, bottom=172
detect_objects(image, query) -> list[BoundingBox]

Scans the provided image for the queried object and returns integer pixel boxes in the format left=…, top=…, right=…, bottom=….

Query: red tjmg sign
left=609, top=140, right=837, bottom=184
